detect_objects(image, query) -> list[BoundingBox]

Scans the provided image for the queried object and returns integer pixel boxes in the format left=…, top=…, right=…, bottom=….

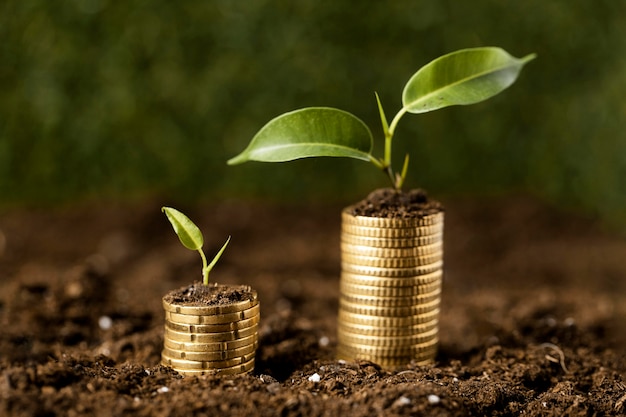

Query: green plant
left=162, top=207, right=230, bottom=285
left=228, top=47, right=535, bottom=191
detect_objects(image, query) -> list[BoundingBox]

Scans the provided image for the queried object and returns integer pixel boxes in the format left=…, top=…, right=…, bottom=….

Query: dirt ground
left=1, top=194, right=626, bottom=416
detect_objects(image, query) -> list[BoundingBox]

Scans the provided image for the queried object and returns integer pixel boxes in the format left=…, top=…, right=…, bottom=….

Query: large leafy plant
left=228, top=47, right=535, bottom=190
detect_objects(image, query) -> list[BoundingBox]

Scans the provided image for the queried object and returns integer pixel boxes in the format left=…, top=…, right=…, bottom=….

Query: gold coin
left=339, top=297, right=440, bottom=317
left=338, top=308, right=440, bottom=327
left=161, top=351, right=256, bottom=370
left=342, top=211, right=444, bottom=228
left=342, top=252, right=443, bottom=268
left=338, top=319, right=438, bottom=337
left=165, top=303, right=260, bottom=325
left=341, top=223, right=443, bottom=239
left=162, top=342, right=257, bottom=362
left=341, top=270, right=442, bottom=288
left=164, top=333, right=257, bottom=352
left=165, top=314, right=260, bottom=334
left=338, top=326, right=438, bottom=347
left=172, top=358, right=256, bottom=376
left=340, top=288, right=441, bottom=308
left=341, top=261, right=443, bottom=278
left=340, top=233, right=443, bottom=248
left=163, top=323, right=258, bottom=343
left=340, top=241, right=443, bottom=258
left=337, top=337, right=438, bottom=357
left=162, top=293, right=258, bottom=316
left=339, top=279, right=441, bottom=297
left=336, top=349, right=435, bottom=367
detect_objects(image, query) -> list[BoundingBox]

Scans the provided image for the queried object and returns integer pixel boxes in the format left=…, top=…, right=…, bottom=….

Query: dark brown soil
left=347, top=188, right=443, bottom=218
left=1, top=194, right=626, bottom=416
left=163, top=282, right=256, bottom=306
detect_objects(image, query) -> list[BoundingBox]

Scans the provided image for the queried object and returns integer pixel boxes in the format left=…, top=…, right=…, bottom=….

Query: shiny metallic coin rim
left=340, top=270, right=442, bottom=288
left=340, top=288, right=441, bottom=308
left=338, top=319, right=438, bottom=337
left=163, top=322, right=258, bottom=343
left=339, top=279, right=441, bottom=297
left=341, top=223, right=444, bottom=238
left=340, top=233, right=443, bottom=248
left=162, top=341, right=257, bottom=361
left=340, top=241, right=443, bottom=258
left=164, top=314, right=260, bottom=334
left=341, top=260, right=443, bottom=277
left=162, top=290, right=258, bottom=316
left=165, top=303, right=260, bottom=325
left=342, top=210, right=444, bottom=228
left=165, top=358, right=256, bottom=376
left=336, top=349, right=435, bottom=367
left=337, top=326, right=439, bottom=347
left=161, top=350, right=256, bottom=370
left=338, top=308, right=440, bottom=327
left=336, top=337, right=439, bottom=356
left=163, top=332, right=258, bottom=352
left=342, top=252, right=443, bottom=268
left=339, top=297, right=440, bottom=316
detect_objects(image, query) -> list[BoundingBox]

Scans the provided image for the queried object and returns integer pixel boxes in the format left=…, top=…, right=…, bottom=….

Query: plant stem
left=198, top=248, right=209, bottom=285
left=382, top=107, right=409, bottom=191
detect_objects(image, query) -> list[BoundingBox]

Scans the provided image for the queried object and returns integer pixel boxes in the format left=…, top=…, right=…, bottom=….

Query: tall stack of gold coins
left=337, top=210, right=444, bottom=367
left=161, top=288, right=260, bottom=376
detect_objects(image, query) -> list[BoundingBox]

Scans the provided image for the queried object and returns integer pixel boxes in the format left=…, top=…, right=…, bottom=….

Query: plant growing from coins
left=228, top=47, right=535, bottom=190
left=162, top=207, right=230, bottom=286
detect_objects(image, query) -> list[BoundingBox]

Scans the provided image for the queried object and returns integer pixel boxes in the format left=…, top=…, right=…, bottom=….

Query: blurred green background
left=1, top=1, right=625, bottom=227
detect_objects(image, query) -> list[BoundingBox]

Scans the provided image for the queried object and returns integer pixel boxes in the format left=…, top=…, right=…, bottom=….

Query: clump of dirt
left=1, top=196, right=626, bottom=416
left=347, top=188, right=444, bottom=218
left=163, top=282, right=256, bottom=306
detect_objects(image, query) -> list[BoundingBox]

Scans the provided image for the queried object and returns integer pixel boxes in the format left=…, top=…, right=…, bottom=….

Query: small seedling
left=228, top=47, right=535, bottom=191
left=162, top=207, right=230, bottom=286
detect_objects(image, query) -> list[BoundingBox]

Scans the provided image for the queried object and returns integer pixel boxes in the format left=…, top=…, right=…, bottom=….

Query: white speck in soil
left=428, top=394, right=440, bottom=405
left=98, top=316, right=112, bottom=330
left=564, top=317, right=576, bottom=326
left=393, top=396, right=411, bottom=407
left=308, top=373, right=321, bottom=383
left=157, top=386, right=169, bottom=394
left=318, top=336, right=329, bottom=347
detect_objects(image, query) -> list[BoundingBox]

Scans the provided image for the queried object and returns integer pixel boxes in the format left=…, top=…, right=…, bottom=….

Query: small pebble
left=564, top=317, right=576, bottom=326
left=428, top=394, right=440, bottom=405
left=308, top=373, right=321, bottom=383
left=98, top=316, right=113, bottom=330
left=393, top=396, right=411, bottom=407
left=318, top=336, right=329, bottom=347
left=157, top=386, right=169, bottom=394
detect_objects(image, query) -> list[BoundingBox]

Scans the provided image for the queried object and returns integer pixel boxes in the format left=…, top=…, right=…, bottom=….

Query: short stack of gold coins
left=161, top=287, right=260, bottom=376
left=337, top=210, right=444, bottom=367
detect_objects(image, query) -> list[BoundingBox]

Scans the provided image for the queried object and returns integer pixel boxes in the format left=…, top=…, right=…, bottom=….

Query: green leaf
left=227, top=107, right=373, bottom=165
left=402, top=47, right=536, bottom=114
left=375, top=92, right=389, bottom=136
left=206, top=236, right=231, bottom=274
left=162, top=207, right=204, bottom=251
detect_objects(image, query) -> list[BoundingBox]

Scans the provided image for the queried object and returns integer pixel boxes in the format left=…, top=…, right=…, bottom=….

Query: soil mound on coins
left=163, top=282, right=255, bottom=306
left=347, top=188, right=444, bottom=218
